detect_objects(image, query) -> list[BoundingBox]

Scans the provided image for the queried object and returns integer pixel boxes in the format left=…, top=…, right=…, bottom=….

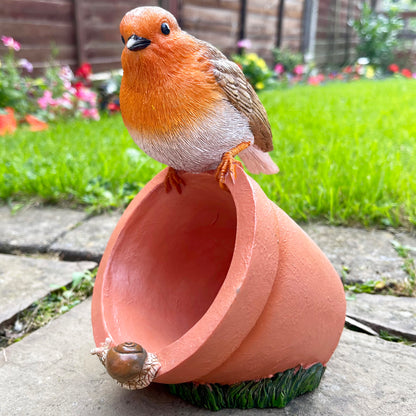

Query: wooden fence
left=314, top=0, right=363, bottom=66
left=0, top=0, right=310, bottom=74
left=0, top=0, right=160, bottom=73
left=5, top=0, right=411, bottom=75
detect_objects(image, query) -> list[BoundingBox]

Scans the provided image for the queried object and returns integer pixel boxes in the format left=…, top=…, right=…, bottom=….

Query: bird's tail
left=239, top=145, right=279, bottom=175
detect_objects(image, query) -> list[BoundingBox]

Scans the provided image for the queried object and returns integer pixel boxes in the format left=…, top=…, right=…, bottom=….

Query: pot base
left=168, top=363, right=325, bottom=411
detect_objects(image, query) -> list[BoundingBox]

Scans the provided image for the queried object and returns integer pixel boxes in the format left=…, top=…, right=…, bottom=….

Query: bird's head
left=120, top=7, right=182, bottom=71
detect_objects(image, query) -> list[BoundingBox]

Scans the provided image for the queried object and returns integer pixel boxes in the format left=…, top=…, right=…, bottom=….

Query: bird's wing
left=201, top=42, right=273, bottom=152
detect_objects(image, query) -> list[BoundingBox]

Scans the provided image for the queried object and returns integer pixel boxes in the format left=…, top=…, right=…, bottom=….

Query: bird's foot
left=216, top=155, right=243, bottom=190
left=164, top=167, right=185, bottom=194
left=216, top=142, right=251, bottom=190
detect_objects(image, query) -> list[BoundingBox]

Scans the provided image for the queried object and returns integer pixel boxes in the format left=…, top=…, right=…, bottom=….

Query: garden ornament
left=91, top=339, right=161, bottom=389
left=91, top=166, right=346, bottom=410
left=118, top=6, right=279, bottom=193
left=91, top=6, right=346, bottom=411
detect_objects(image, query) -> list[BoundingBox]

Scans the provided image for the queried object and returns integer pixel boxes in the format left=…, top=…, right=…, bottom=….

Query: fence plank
left=0, top=0, right=365, bottom=77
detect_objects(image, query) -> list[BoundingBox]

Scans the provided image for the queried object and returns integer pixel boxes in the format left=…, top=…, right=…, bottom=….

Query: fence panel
left=1, top=0, right=76, bottom=71
left=0, top=0, right=160, bottom=74
left=1, top=0, right=370, bottom=74
left=314, top=0, right=363, bottom=66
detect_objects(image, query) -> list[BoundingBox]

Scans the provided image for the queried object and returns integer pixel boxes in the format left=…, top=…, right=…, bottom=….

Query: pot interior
left=103, top=175, right=237, bottom=352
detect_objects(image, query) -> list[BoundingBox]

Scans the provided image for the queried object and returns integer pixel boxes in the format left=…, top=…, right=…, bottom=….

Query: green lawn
left=1, top=78, right=415, bottom=228
left=259, top=78, right=416, bottom=228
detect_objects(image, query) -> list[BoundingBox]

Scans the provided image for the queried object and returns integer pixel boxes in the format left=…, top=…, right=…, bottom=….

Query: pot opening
left=104, top=175, right=237, bottom=352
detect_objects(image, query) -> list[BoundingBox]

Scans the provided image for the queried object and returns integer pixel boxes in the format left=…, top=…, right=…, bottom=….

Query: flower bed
left=0, top=36, right=102, bottom=135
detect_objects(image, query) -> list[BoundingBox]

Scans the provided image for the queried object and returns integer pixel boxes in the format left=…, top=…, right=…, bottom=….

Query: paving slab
left=50, top=211, right=122, bottom=261
left=393, top=231, right=416, bottom=261
left=1, top=298, right=415, bottom=416
left=346, top=293, right=416, bottom=341
left=302, top=224, right=408, bottom=284
left=0, top=253, right=96, bottom=324
left=0, top=206, right=87, bottom=253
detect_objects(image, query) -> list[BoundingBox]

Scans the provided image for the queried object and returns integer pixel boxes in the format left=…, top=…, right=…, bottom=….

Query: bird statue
left=119, top=6, right=279, bottom=192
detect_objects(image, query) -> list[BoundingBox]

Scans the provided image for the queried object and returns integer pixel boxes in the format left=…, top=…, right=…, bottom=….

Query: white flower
left=357, top=57, right=370, bottom=65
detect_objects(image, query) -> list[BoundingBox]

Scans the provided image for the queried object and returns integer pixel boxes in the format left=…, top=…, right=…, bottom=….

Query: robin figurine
left=119, top=6, right=279, bottom=192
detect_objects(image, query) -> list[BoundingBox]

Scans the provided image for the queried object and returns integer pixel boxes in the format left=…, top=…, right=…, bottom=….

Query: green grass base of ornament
left=168, top=362, right=325, bottom=411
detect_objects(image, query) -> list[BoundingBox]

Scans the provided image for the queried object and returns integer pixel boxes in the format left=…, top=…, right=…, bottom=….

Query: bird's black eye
left=121, top=35, right=125, bottom=45
left=161, top=22, right=170, bottom=35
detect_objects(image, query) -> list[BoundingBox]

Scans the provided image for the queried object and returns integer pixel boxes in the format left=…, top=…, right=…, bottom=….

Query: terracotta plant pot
left=91, top=166, right=346, bottom=408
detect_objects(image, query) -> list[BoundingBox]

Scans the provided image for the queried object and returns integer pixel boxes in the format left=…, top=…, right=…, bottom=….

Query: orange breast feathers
left=120, top=34, right=224, bottom=139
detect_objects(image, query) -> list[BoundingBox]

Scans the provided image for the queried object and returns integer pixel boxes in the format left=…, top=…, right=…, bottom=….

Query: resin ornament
left=91, top=166, right=346, bottom=410
left=118, top=6, right=279, bottom=192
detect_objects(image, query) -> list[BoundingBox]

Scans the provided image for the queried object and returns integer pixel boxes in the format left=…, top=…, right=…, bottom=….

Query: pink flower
left=1, top=36, right=21, bottom=51
left=37, top=90, right=56, bottom=109
left=274, top=63, right=284, bottom=75
left=56, top=95, right=73, bottom=110
left=308, top=74, right=325, bottom=85
left=18, top=58, right=33, bottom=73
left=62, top=80, right=72, bottom=91
left=81, top=108, right=100, bottom=120
left=76, top=87, right=97, bottom=105
left=293, top=65, right=304, bottom=76
left=237, top=39, right=252, bottom=49
left=59, top=65, right=73, bottom=82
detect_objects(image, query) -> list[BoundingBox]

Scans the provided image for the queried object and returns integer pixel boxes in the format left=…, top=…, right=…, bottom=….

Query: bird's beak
left=126, top=34, right=151, bottom=51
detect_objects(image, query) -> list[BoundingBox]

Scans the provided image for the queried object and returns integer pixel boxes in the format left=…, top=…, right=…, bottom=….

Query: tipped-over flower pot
left=91, top=167, right=346, bottom=410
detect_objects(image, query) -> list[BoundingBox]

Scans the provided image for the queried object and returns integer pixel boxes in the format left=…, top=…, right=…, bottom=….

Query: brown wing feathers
left=202, top=42, right=274, bottom=152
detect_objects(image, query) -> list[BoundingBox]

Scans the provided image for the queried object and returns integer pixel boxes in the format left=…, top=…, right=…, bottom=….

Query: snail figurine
left=91, top=339, right=161, bottom=389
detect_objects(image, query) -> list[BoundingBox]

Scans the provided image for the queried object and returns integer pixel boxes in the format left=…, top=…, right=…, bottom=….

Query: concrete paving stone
left=0, top=206, right=87, bottom=253
left=1, top=298, right=416, bottom=416
left=346, top=293, right=416, bottom=341
left=302, top=224, right=408, bottom=284
left=393, top=231, right=416, bottom=261
left=0, top=253, right=96, bottom=324
left=50, top=211, right=122, bottom=261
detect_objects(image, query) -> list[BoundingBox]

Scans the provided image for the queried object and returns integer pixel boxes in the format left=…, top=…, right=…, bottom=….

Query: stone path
left=0, top=253, right=95, bottom=324
left=1, top=206, right=415, bottom=415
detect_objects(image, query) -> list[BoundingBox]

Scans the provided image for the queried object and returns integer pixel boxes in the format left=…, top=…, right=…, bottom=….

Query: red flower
left=107, top=102, right=120, bottom=112
left=401, top=68, right=412, bottom=78
left=75, top=62, right=92, bottom=80
left=25, top=115, right=48, bottom=132
left=388, top=64, right=399, bottom=73
left=342, top=66, right=353, bottom=73
left=0, top=108, right=17, bottom=136
left=73, top=81, right=84, bottom=91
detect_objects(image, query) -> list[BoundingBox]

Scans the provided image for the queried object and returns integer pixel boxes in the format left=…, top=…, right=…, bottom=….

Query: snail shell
left=91, top=339, right=161, bottom=389
left=105, top=341, right=147, bottom=384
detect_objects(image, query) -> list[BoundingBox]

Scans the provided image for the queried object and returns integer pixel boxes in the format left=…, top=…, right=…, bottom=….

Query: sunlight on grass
left=1, top=78, right=415, bottom=228
left=256, top=78, right=416, bottom=228
left=1, top=114, right=163, bottom=210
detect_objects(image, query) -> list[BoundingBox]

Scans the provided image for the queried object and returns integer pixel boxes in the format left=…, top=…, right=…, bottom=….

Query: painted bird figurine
left=119, top=6, right=279, bottom=192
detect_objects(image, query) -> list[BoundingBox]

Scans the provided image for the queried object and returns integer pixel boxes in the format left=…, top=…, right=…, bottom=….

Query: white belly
left=127, top=99, right=254, bottom=172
